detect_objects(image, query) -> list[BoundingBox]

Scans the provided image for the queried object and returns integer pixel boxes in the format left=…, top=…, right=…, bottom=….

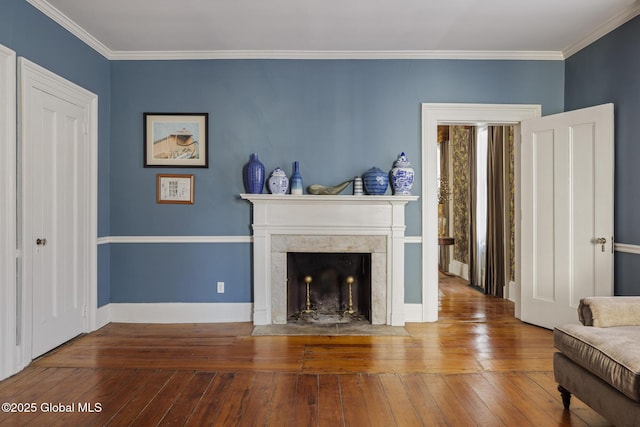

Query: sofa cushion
left=579, top=297, right=640, bottom=327
left=554, top=324, right=640, bottom=402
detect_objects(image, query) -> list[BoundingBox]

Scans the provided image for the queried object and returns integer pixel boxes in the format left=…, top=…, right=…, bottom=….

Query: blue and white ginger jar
left=389, top=152, right=415, bottom=195
left=362, top=167, right=389, bottom=195
left=268, top=167, right=289, bottom=195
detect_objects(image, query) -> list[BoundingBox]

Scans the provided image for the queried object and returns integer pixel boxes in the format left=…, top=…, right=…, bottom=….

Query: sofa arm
left=579, top=297, right=640, bottom=327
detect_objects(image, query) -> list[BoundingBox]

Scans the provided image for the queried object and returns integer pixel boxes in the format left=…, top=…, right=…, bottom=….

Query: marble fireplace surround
left=241, top=194, right=418, bottom=326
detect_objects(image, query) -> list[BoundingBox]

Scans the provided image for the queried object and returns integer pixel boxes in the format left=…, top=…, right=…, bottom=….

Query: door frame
left=420, top=103, right=541, bottom=322
left=18, top=57, right=98, bottom=369
left=0, top=45, right=16, bottom=381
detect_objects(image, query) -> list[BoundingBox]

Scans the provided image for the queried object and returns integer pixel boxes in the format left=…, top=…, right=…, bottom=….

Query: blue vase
left=243, top=153, right=265, bottom=194
left=290, top=161, right=303, bottom=195
left=362, top=167, right=389, bottom=195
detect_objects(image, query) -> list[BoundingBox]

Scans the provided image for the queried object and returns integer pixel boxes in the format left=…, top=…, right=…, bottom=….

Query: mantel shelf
left=240, top=194, right=419, bottom=204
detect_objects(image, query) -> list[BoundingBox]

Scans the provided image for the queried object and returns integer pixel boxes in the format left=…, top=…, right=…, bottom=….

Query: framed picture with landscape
left=144, top=113, right=208, bottom=167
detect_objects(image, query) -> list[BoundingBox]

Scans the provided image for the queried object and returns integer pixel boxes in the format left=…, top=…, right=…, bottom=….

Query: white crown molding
left=109, top=49, right=564, bottom=61
left=25, top=0, right=111, bottom=59
left=563, top=1, right=640, bottom=58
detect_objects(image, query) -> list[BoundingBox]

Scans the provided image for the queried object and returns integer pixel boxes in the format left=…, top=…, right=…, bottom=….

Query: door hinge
left=612, top=236, right=614, bottom=254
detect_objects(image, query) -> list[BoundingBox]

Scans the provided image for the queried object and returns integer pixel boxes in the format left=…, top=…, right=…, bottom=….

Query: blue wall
left=0, top=0, right=568, bottom=306
left=0, top=0, right=112, bottom=306
left=110, top=59, right=564, bottom=303
left=565, top=15, right=640, bottom=295
left=4, top=0, right=638, bottom=307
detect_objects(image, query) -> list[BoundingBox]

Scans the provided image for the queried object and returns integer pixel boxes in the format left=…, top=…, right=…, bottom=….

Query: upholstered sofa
left=554, top=297, right=640, bottom=426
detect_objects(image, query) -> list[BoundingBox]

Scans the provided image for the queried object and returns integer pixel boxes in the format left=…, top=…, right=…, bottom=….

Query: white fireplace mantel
left=241, top=194, right=418, bottom=326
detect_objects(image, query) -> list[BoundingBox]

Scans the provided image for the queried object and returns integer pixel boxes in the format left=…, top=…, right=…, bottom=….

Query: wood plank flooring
left=0, top=276, right=611, bottom=426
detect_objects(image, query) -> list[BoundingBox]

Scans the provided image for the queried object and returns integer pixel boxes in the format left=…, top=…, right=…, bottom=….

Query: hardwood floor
left=0, top=276, right=611, bottom=426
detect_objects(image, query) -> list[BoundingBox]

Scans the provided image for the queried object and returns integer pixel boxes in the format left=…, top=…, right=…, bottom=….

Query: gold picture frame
left=156, top=174, right=194, bottom=204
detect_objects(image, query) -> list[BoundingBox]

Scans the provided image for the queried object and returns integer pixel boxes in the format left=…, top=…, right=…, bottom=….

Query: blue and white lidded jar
left=362, top=167, right=389, bottom=195
left=268, top=167, right=289, bottom=195
left=389, top=152, right=415, bottom=195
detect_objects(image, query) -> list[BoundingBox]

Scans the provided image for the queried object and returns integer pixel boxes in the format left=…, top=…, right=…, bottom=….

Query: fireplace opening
left=287, top=252, right=372, bottom=324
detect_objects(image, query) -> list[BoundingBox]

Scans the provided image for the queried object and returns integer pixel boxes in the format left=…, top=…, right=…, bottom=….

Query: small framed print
left=144, top=113, right=208, bottom=168
left=157, top=174, right=194, bottom=204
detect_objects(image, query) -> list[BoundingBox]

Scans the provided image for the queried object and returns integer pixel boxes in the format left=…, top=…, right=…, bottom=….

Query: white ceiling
left=30, top=0, right=640, bottom=60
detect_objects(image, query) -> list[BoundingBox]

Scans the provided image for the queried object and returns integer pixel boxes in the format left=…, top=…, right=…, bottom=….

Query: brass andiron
left=344, top=275, right=355, bottom=315
left=302, top=275, right=314, bottom=314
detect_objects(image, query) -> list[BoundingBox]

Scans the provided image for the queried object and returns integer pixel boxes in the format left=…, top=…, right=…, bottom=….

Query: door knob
left=36, top=238, right=47, bottom=246
left=593, top=237, right=606, bottom=252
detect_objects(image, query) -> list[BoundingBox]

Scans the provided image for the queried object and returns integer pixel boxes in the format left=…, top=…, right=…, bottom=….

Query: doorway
left=421, top=103, right=542, bottom=322
left=18, top=58, right=98, bottom=367
left=438, top=124, right=515, bottom=297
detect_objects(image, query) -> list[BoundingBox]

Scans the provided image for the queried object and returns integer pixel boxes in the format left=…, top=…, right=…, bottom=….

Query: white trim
left=421, top=104, right=541, bottom=323
left=405, top=236, right=422, bottom=244
left=96, top=302, right=424, bottom=325
left=100, top=235, right=253, bottom=244
left=508, top=281, right=517, bottom=304
left=24, top=0, right=111, bottom=59
left=97, top=235, right=422, bottom=245
left=96, top=304, right=110, bottom=329
left=563, top=2, right=640, bottom=58
left=403, top=304, right=424, bottom=323
left=615, top=243, right=640, bottom=255
left=18, top=57, right=98, bottom=368
left=109, top=303, right=253, bottom=323
left=0, top=44, right=16, bottom=381
left=109, top=50, right=564, bottom=61
left=449, top=260, right=470, bottom=281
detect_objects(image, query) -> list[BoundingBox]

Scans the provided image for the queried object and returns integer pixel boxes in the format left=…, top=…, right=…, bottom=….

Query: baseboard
left=449, top=260, right=469, bottom=281
left=97, top=303, right=423, bottom=325
left=508, top=281, right=517, bottom=303
left=95, top=304, right=110, bottom=329
left=403, top=304, right=423, bottom=322
left=107, top=303, right=253, bottom=323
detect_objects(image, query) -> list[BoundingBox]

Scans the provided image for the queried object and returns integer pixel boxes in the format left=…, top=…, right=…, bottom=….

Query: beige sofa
left=554, top=297, right=640, bottom=426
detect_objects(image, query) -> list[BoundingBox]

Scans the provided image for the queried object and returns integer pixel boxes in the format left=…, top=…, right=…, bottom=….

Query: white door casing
left=520, top=104, right=614, bottom=329
left=19, top=58, right=98, bottom=364
left=0, top=44, right=17, bottom=381
left=421, top=103, right=542, bottom=322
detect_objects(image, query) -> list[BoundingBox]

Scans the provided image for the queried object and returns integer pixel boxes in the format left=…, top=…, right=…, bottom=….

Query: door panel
left=521, top=104, right=614, bottom=329
left=29, top=88, right=87, bottom=358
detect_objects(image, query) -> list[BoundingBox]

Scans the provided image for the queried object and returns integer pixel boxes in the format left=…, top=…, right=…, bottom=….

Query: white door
left=520, top=104, right=614, bottom=329
left=21, top=60, right=91, bottom=358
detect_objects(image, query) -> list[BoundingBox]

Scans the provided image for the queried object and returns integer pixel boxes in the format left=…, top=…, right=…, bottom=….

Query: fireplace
left=287, top=252, right=372, bottom=322
left=240, top=194, right=418, bottom=326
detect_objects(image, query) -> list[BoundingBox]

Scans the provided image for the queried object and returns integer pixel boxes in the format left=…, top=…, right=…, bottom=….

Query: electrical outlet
left=217, top=281, right=224, bottom=293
